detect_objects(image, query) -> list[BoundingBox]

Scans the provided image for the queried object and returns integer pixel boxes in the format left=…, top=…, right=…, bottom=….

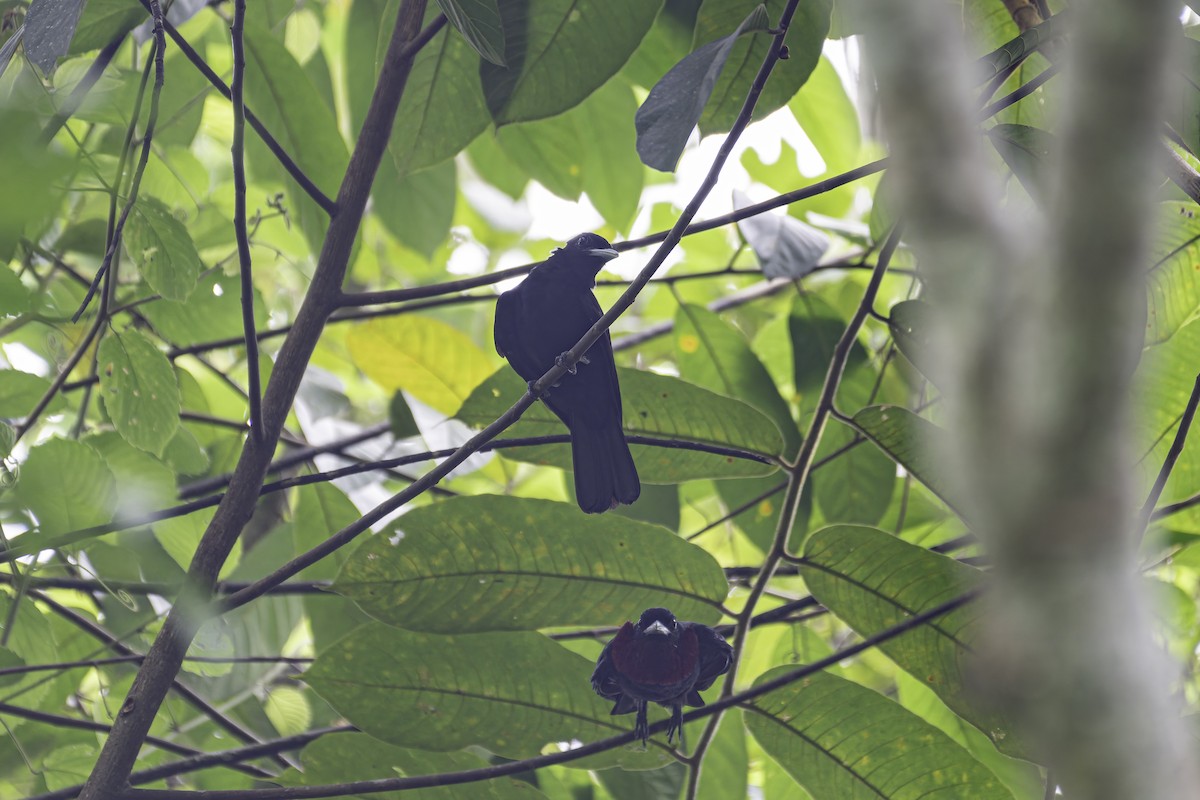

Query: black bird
left=494, top=232, right=641, bottom=513
left=591, top=607, right=733, bottom=747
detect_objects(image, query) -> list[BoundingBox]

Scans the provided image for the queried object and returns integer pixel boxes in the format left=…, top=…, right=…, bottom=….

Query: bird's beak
left=644, top=621, right=671, bottom=636
left=586, top=248, right=619, bottom=261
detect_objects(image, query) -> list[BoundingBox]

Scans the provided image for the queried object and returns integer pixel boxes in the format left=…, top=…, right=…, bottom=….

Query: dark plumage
left=494, top=233, right=641, bottom=513
left=591, top=607, right=733, bottom=747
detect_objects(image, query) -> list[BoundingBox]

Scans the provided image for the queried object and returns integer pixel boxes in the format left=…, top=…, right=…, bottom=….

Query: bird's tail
left=570, top=421, right=640, bottom=513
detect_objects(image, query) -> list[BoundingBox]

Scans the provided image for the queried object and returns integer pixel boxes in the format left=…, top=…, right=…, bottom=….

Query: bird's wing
left=574, top=291, right=624, bottom=424
left=590, top=640, right=624, bottom=701
left=688, top=623, right=734, bottom=692
left=493, top=289, right=520, bottom=359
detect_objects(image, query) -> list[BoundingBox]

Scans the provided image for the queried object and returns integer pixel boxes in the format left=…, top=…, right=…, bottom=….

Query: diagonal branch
left=75, top=5, right=441, bottom=796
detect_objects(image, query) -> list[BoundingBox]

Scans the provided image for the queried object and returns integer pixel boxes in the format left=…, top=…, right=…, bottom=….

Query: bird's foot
left=634, top=703, right=649, bottom=748
left=667, top=705, right=686, bottom=751
left=554, top=351, right=578, bottom=375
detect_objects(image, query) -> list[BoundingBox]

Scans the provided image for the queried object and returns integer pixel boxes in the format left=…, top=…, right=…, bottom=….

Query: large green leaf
left=853, top=405, right=963, bottom=517
left=15, top=438, right=116, bottom=538
left=437, top=0, right=507, bottom=66
left=800, top=525, right=1024, bottom=757
left=675, top=303, right=800, bottom=455
left=98, top=329, right=181, bottom=457
left=695, top=0, right=831, bottom=134
left=456, top=367, right=783, bottom=482
left=347, top=315, right=497, bottom=415
left=279, top=732, right=546, bottom=799
left=68, top=0, right=144, bottom=55
left=1147, top=202, right=1200, bottom=344
left=383, top=1, right=492, bottom=175
left=481, top=0, right=661, bottom=125
left=0, top=370, right=64, bottom=417
left=139, top=273, right=268, bottom=347
left=373, top=159, right=456, bottom=259
left=304, top=623, right=672, bottom=769
left=745, top=669, right=1013, bottom=799
left=244, top=22, right=348, bottom=253
left=334, top=495, right=728, bottom=632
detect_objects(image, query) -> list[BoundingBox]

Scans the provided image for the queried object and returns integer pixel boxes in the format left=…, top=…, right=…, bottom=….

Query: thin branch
left=0, top=702, right=273, bottom=779
left=0, top=654, right=311, bottom=678
left=29, top=727, right=354, bottom=800
left=72, top=2, right=165, bottom=322
left=114, top=593, right=977, bottom=800
left=338, top=162, right=887, bottom=308
left=689, top=226, right=905, bottom=794
left=133, top=0, right=336, bottom=215
left=39, top=32, right=127, bottom=143
left=30, top=592, right=292, bottom=771
left=230, top=0, right=262, bottom=441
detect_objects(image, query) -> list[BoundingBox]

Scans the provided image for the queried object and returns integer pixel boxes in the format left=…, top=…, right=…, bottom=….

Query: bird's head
left=551, top=232, right=619, bottom=267
left=634, top=607, right=679, bottom=640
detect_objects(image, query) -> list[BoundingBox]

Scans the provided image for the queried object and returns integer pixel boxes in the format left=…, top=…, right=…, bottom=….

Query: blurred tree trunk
left=853, top=1, right=1199, bottom=796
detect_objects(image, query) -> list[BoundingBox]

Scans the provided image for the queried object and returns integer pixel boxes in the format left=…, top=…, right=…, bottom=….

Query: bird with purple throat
left=591, top=607, right=733, bottom=748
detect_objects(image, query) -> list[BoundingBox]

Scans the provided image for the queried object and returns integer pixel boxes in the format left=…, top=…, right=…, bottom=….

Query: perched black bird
left=591, top=607, right=733, bottom=746
left=494, top=232, right=641, bottom=513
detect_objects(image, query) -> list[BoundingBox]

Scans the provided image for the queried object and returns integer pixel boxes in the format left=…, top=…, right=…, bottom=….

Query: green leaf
left=304, top=623, right=673, bottom=768
left=264, top=685, right=312, bottom=738
left=347, top=315, right=497, bottom=415
left=98, top=329, right=181, bottom=457
left=283, top=732, right=546, bottom=799
left=812, top=421, right=895, bottom=525
left=496, top=113, right=585, bottom=200
left=635, top=4, right=770, bottom=171
left=69, top=0, right=143, bottom=54
left=85, top=431, right=177, bottom=519
left=0, top=110, right=71, bottom=260
left=384, top=1, right=492, bottom=175
left=695, top=0, right=831, bottom=134
left=15, top=438, right=116, bottom=537
left=987, top=123, right=1053, bottom=202
left=388, top=392, right=421, bottom=439
left=126, top=197, right=203, bottom=302
left=482, top=0, right=661, bottom=125
left=456, top=367, right=783, bottom=482
left=436, top=0, right=506, bottom=66
left=887, top=299, right=942, bottom=388
left=244, top=21, right=348, bottom=253
left=0, top=370, right=64, bottom=417
left=745, top=669, right=1013, bottom=799
left=597, top=764, right=687, bottom=800
left=139, top=273, right=268, bottom=347
left=674, top=303, right=799, bottom=455
left=335, top=495, right=728, bottom=632
left=154, top=507, right=242, bottom=580
left=1147, top=202, right=1200, bottom=344
left=0, top=596, right=58, bottom=710
left=466, top=129, right=529, bottom=198
left=853, top=405, right=963, bottom=517
left=0, top=268, right=31, bottom=316
left=788, top=55, right=860, bottom=180
left=578, top=80, right=643, bottom=234
left=800, top=525, right=1024, bottom=757
left=1136, top=320, right=1200, bottom=516
left=374, top=159, right=456, bottom=259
